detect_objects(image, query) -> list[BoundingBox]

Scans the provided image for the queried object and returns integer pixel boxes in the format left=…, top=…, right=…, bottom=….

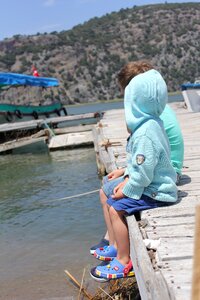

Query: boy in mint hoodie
left=90, top=61, right=178, bottom=281
left=160, top=104, right=184, bottom=182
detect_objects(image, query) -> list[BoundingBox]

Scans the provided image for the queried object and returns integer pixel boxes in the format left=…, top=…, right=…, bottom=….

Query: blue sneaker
left=90, top=238, right=109, bottom=255
left=90, top=261, right=110, bottom=282
left=95, top=258, right=134, bottom=280
left=94, top=245, right=117, bottom=261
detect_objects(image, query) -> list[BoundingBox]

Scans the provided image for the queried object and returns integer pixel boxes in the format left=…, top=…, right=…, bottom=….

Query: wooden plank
left=157, top=258, right=193, bottom=272
left=142, top=207, right=195, bottom=220
left=53, top=124, right=94, bottom=134
left=0, top=136, right=46, bottom=153
left=145, top=224, right=195, bottom=240
left=147, top=216, right=195, bottom=227
left=160, top=259, right=193, bottom=300
left=142, top=196, right=200, bottom=219
left=178, top=183, right=200, bottom=191
left=169, top=286, right=191, bottom=300
left=155, top=237, right=194, bottom=261
left=127, top=215, right=172, bottom=300
left=142, top=207, right=195, bottom=219
left=48, top=131, right=93, bottom=150
left=0, top=112, right=100, bottom=133
left=162, top=270, right=192, bottom=288
left=182, top=190, right=200, bottom=197
left=92, top=124, right=108, bottom=175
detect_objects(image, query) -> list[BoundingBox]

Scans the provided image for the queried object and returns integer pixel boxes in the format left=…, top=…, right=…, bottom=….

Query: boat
left=0, top=72, right=67, bottom=123
left=181, top=80, right=200, bottom=112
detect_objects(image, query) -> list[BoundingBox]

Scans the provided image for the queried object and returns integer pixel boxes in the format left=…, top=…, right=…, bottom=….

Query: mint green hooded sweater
left=122, top=69, right=178, bottom=203
left=160, top=104, right=184, bottom=175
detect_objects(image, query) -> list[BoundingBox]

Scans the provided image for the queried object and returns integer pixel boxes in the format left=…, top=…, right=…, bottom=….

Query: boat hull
left=0, top=103, right=67, bottom=124
left=181, top=82, right=200, bottom=112
left=182, top=89, right=200, bottom=112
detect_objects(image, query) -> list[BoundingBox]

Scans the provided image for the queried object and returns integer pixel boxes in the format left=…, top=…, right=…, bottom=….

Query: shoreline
left=65, top=91, right=183, bottom=108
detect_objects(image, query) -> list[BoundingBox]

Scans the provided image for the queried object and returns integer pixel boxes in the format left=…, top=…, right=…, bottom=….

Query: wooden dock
left=0, top=112, right=101, bottom=133
left=0, top=112, right=100, bottom=153
left=92, top=102, right=200, bottom=300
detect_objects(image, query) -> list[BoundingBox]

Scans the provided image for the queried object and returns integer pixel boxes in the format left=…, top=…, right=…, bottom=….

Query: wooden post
left=192, top=205, right=200, bottom=300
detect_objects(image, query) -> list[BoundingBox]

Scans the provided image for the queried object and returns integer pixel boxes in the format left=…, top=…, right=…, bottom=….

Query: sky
left=0, top=0, right=199, bottom=41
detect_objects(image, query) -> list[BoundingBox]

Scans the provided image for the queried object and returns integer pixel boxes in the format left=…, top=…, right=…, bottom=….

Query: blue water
left=0, top=96, right=183, bottom=299
left=0, top=149, right=105, bottom=299
left=65, top=93, right=183, bottom=115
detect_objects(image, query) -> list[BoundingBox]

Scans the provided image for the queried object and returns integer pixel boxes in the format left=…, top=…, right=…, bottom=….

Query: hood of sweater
left=124, top=69, right=168, bottom=133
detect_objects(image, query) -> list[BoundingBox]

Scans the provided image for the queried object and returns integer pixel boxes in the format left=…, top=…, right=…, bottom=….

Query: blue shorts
left=102, top=175, right=169, bottom=216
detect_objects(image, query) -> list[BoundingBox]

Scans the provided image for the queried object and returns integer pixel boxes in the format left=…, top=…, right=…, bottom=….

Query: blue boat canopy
left=0, top=72, right=59, bottom=87
left=181, top=83, right=200, bottom=91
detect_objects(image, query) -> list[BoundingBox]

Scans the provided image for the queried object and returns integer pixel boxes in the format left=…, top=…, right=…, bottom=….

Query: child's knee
left=109, top=206, right=120, bottom=218
left=99, top=188, right=107, bottom=205
left=109, top=206, right=125, bottom=220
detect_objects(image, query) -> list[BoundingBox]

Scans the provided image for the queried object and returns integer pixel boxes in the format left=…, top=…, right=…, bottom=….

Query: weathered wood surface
left=0, top=112, right=100, bottom=133
left=0, top=115, right=97, bottom=152
left=48, top=131, right=93, bottom=150
left=92, top=102, right=200, bottom=300
left=0, top=136, right=47, bottom=153
left=53, top=124, right=94, bottom=135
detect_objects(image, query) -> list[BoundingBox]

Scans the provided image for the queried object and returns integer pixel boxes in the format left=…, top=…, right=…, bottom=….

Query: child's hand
left=112, top=187, right=124, bottom=199
left=107, top=168, right=125, bottom=181
left=112, top=178, right=128, bottom=199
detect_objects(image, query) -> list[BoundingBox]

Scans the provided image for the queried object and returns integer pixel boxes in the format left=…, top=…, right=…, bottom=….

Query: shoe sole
left=95, top=268, right=135, bottom=280
left=90, top=269, right=109, bottom=282
left=94, top=252, right=115, bottom=261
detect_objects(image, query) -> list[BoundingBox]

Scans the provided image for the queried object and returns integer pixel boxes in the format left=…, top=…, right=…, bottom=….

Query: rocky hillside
left=0, top=2, right=200, bottom=105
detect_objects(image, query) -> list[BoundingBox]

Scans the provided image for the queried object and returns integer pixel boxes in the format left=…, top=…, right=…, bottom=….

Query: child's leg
left=109, top=206, right=130, bottom=265
left=99, top=189, right=115, bottom=245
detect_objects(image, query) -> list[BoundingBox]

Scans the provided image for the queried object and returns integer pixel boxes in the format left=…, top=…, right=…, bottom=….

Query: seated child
left=90, top=61, right=184, bottom=254
left=90, top=61, right=178, bottom=281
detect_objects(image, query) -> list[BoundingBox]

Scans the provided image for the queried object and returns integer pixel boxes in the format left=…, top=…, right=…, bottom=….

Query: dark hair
left=117, top=61, right=154, bottom=90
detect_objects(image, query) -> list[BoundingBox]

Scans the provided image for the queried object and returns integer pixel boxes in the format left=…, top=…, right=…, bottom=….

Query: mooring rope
left=46, top=188, right=100, bottom=203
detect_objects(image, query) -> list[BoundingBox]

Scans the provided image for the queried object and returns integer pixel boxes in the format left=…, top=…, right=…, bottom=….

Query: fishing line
left=45, top=188, right=100, bottom=204
left=6, top=189, right=100, bottom=208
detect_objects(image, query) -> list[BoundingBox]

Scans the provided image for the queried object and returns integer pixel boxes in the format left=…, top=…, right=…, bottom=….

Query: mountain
left=0, top=2, right=200, bottom=105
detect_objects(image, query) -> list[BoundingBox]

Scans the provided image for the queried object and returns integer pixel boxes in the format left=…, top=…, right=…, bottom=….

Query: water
left=0, top=149, right=105, bottom=299
left=0, top=96, right=183, bottom=299
left=65, top=93, right=183, bottom=115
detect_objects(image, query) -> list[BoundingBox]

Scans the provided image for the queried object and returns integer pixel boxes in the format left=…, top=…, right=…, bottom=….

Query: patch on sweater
left=136, top=154, right=145, bottom=165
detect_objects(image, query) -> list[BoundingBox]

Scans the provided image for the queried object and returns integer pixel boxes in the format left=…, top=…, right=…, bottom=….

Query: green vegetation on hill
left=0, top=2, right=200, bottom=105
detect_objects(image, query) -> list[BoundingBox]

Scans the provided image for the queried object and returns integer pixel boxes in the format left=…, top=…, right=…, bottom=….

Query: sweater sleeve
left=122, top=135, right=159, bottom=199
